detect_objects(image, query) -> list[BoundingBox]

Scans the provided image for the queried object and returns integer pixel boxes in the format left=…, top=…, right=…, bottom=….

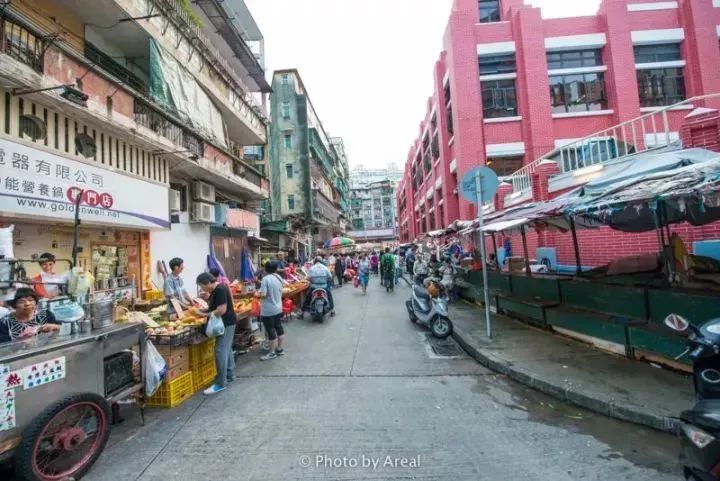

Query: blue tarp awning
left=469, top=148, right=720, bottom=234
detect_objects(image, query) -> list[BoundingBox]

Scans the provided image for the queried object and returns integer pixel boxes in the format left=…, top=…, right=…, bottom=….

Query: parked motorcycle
left=406, top=277, right=453, bottom=339
left=664, top=313, right=720, bottom=481
left=308, top=287, right=331, bottom=323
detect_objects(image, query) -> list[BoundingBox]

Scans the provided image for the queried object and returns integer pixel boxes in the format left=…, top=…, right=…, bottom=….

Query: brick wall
left=680, top=110, right=720, bottom=152
left=480, top=222, right=720, bottom=269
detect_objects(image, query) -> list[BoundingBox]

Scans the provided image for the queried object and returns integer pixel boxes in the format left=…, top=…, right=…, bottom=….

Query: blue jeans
left=214, top=323, right=236, bottom=387
left=394, top=267, right=401, bottom=284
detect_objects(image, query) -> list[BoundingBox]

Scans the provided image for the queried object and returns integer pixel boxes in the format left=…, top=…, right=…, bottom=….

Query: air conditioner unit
left=191, top=201, right=216, bottom=223
left=169, top=189, right=182, bottom=212
left=193, top=181, right=215, bottom=203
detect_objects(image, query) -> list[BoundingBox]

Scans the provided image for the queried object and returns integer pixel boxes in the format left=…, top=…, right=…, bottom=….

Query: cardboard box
left=156, top=345, right=189, bottom=368
left=165, top=360, right=190, bottom=381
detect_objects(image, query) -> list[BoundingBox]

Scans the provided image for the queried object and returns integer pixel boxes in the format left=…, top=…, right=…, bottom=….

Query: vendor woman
left=0, top=288, right=61, bottom=343
left=32, top=252, right=69, bottom=299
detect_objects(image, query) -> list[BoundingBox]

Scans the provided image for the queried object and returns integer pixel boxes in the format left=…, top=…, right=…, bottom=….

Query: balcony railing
left=313, top=189, right=341, bottom=224
left=154, top=0, right=267, bottom=126
left=134, top=99, right=204, bottom=157
left=85, top=42, right=146, bottom=94
left=1, top=17, right=44, bottom=72
left=505, top=94, right=720, bottom=200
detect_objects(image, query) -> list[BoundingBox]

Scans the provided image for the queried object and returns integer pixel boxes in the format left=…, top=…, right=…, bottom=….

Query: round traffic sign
left=459, top=166, right=499, bottom=204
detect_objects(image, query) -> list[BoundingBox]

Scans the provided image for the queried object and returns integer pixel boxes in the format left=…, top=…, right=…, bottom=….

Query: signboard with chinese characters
left=0, top=389, right=15, bottom=431
left=347, top=228, right=396, bottom=239
left=0, top=139, right=170, bottom=229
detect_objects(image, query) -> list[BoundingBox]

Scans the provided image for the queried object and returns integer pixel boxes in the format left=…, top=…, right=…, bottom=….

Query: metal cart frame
left=0, top=322, right=145, bottom=481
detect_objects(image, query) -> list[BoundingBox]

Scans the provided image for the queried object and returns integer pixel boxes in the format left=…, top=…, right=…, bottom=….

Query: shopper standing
left=196, top=272, right=238, bottom=395
left=256, top=262, right=285, bottom=361
left=164, top=257, right=194, bottom=317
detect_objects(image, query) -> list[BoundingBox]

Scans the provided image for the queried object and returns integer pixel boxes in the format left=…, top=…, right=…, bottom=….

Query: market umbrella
left=323, top=237, right=355, bottom=249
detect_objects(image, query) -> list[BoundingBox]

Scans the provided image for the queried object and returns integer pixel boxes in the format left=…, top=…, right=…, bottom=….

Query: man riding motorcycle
left=304, top=257, right=335, bottom=316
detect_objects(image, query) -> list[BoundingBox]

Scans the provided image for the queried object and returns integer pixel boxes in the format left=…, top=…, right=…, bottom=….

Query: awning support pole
left=569, top=217, right=582, bottom=276
left=654, top=204, right=673, bottom=283
left=491, top=233, right=498, bottom=263
left=521, top=225, right=531, bottom=276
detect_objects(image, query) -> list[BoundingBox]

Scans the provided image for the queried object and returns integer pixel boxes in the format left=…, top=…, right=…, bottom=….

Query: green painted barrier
left=560, top=280, right=647, bottom=320
left=648, top=289, right=720, bottom=327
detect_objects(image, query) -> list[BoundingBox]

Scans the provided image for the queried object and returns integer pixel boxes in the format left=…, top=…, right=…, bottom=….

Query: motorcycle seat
left=413, top=285, right=430, bottom=300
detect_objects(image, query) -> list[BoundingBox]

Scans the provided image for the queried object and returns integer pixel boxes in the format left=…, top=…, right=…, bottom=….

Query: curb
left=452, top=324, right=680, bottom=433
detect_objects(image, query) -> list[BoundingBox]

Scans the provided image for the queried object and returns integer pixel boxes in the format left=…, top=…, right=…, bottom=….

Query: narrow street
left=83, top=278, right=680, bottom=481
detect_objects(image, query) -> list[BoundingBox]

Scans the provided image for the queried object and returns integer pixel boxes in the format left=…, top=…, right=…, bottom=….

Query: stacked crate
left=189, top=338, right=216, bottom=392
left=148, top=345, right=194, bottom=408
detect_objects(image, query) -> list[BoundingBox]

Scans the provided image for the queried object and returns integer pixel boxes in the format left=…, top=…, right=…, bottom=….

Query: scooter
left=664, top=313, right=720, bottom=481
left=308, top=287, right=331, bottom=323
left=405, top=277, right=453, bottom=339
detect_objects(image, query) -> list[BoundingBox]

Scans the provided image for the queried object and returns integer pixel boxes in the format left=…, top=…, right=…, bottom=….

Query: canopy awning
left=463, top=147, right=720, bottom=235
left=480, top=218, right=529, bottom=233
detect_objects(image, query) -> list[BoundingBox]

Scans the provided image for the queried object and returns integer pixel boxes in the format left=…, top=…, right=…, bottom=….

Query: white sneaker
left=260, top=352, right=277, bottom=361
left=203, top=384, right=226, bottom=395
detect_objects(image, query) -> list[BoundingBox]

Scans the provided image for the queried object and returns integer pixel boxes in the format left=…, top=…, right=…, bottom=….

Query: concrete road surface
left=77, top=276, right=680, bottom=481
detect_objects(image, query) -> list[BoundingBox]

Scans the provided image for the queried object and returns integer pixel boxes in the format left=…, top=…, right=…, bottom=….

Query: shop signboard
left=0, top=139, right=169, bottom=229
left=348, top=228, right=396, bottom=239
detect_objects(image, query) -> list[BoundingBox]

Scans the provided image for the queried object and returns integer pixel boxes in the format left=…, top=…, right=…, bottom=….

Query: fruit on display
left=144, top=316, right=204, bottom=336
left=234, top=298, right=253, bottom=313
left=145, top=321, right=191, bottom=336
left=282, top=279, right=310, bottom=296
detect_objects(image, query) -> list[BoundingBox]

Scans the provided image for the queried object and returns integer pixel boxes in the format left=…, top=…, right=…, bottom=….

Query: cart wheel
left=14, top=393, right=111, bottom=481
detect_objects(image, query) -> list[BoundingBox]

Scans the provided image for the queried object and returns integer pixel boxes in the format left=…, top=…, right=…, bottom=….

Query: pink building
left=398, top=0, right=720, bottom=255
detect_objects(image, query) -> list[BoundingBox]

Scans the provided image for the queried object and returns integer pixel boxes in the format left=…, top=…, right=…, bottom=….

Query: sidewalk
left=450, top=300, right=694, bottom=432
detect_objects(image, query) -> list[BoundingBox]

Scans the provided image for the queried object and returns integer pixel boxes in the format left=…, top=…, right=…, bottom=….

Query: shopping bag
left=353, top=276, right=360, bottom=288
left=251, top=297, right=261, bottom=317
left=205, top=313, right=226, bottom=338
left=144, top=340, right=168, bottom=397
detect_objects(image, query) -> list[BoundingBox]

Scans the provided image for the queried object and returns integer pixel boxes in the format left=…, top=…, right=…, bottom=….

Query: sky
left=244, top=0, right=602, bottom=171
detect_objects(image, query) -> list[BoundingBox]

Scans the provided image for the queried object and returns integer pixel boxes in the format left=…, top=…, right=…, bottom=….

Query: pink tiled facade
left=398, top=0, right=720, bottom=244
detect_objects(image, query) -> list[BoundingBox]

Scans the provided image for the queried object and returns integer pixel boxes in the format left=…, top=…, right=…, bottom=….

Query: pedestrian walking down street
left=336, top=254, right=346, bottom=287
left=394, top=250, right=402, bottom=285
left=405, top=247, right=416, bottom=276
left=196, top=273, right=238, bottom=395
left=370, top=251, right=379, bottom=276
left=328, top=253, right=337, bottom=287
left=380, top=247, right=395, bottom=292
left=357, top=254, right=371, bottom=295
left=256, top=262, right=286, bottom=361
left=413, top=254, right=429, bottom=286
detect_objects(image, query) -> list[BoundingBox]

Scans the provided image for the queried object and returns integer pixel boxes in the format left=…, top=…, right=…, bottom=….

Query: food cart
left=0, top=322, right=145, bottom=481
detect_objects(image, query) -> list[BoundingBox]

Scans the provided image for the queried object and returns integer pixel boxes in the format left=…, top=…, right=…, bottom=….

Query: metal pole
left=476, top=173, right=492, bottom=339
left=71, top=190, right=83, bottom=268
left=569, top=217, right=582, bottom=276
left=654, top=206, right=672, bottom=283
left=521, top=225, right=531, bottom=276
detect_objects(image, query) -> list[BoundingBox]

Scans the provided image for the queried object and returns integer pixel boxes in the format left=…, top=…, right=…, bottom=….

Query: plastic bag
left=143, top=340, right=167, bottom=397
left=353, top=276, right=359, bottom=288
left=0, top=225, right=13, bottom=258
left=205, top=313, right=226, bottom=337
left=251, top=298, right=261, bottom=317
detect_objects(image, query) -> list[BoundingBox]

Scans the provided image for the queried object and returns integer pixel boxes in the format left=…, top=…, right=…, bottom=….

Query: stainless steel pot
left=87, top=299, right=116, bottom=329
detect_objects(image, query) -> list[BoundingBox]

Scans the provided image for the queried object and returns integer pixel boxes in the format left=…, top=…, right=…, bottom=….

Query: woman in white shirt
left=32, top=253, right=69, bottom=299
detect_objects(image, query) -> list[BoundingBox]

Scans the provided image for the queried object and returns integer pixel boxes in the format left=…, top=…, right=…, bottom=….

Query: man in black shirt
left=196, top=273, right=238, bottom=395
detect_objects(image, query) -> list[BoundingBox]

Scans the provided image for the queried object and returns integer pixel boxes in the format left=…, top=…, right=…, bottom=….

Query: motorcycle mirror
left=664, top=313, right=690, bottom=332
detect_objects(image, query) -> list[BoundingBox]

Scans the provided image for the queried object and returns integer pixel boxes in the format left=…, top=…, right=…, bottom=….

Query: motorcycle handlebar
left=689, top=345, right=706, bottom=359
